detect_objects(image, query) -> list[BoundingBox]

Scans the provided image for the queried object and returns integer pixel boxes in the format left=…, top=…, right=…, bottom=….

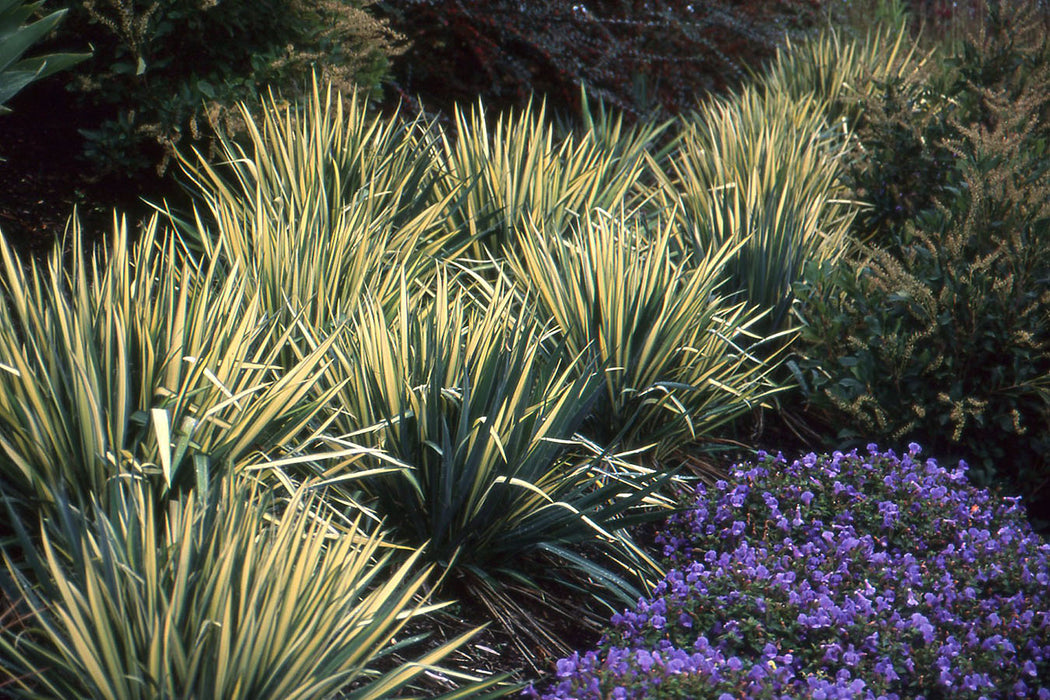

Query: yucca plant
left=0, top=0, right=88, bottom=114
left=433, top=95, right=663, bottom=256
left=177, top=75, right=455, bottom=332
left=0, top=474, right=509, bottom=699
left=508, top=210, right=782, bottom=459
left=0, top=216, right=341, bottom=517
left=759, top=12, right=923, bottom=126
left=654, top=87, right=856, bottom=335
left=298, top=271, right=672, bottom=666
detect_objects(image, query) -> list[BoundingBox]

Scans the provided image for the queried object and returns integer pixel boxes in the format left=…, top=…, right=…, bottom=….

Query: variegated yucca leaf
left=178, top=75, right=455, bottom=331
left=433, top=95, right=664, bottom=256
left=759, top=19, right=926, bottom=126
left=654, top=87, right=857, bottom=335
left=0, top=476, right=510, bottom=699
left=509, top=210, right=784, bottom=458
left=0, top=216, right=341, bottom=512
left=296, top=270, right=672, bottom=663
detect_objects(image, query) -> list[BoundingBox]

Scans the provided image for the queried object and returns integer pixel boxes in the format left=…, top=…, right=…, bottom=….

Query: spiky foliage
left=297, top=272, right=672, bottom=665
left=655, top=87, right=855, bottom=334
left=0, top=476, right=507, bottom=699
left=433, top=96, right=663, bottom=255
left=758, top=16, right=924, bottom=127
left=178, top=76, right=453, bottom=332
left=0, top=217, right=342, bottom=518
left=508, top=210, right=781, bottom=458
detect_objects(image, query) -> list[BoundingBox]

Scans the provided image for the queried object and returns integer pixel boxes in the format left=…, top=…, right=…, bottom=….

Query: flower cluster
left=527, top=445, right=1050, bottom=698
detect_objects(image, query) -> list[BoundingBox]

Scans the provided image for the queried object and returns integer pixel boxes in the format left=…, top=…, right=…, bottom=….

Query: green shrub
left=53, top=0, right=404, bottom=177
left=794, top=1, right=1050, bottom=524
left=0, top=476, right=504, bottom=699
left=0, top=0, right=87, bottom=114
left=841, top=0, right=1050, bottom=245
left=840, top=71, right=960, bottom=242
left=795, top=142, right=1050, bottom=515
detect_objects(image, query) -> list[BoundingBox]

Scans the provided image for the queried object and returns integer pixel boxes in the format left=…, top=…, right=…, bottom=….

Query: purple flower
left=532, top=446, right=1050, bottom=700
left=555, top=655, right=578, bottom=678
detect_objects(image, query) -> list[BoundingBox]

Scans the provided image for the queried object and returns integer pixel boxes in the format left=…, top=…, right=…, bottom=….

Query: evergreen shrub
left=793, top=0, right=1050, bottom=523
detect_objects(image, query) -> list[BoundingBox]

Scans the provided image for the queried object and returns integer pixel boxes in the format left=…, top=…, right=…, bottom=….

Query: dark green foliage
left=50, top=0, right=404, bottom=177
left=376, top=0, right=823, bottom=121
left=844, top=0, right=1050, bottom=244
left=842, top=73, right=960, bottom=242
left=0, top=0, right=87, bottom=115
left=947, top=0, right=1050, bottom=121
left=795, top=0, right=1050, bottom=526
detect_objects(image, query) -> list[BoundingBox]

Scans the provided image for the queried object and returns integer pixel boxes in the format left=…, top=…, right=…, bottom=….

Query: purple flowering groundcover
left=528, top=444, right=1050, bottom=699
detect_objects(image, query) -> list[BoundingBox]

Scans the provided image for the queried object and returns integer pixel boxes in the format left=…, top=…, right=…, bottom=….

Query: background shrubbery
left=794, top=0, right=1050, bottom=526
left=374, top=0, right=823, bottom=119
left=46, top=0, right=405, bottom=177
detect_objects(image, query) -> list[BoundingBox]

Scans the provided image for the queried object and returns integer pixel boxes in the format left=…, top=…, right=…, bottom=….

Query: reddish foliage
left=377, top=0, right=823, bottom=119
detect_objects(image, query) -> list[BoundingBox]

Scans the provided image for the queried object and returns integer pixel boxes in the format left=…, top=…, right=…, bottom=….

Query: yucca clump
left=0, top=476, right=502, bottom=699
left=167, top=67, right=828, bottom=671
left=295, top=270, right=673, bottom=665
left=431, top=96, right=661, bottom=255
left=509, top=210, right=782, bottom=457
left=758, top=9, right=923, bottom=128
left=0, top=214, right=506, bottom=696
left=656, top=85, right=855, bottom=336
left=179, top=77, right=452, bottom=332
left=529, top=445, right=1050, bottom=699
left=0, top=217, right=340, bottom=520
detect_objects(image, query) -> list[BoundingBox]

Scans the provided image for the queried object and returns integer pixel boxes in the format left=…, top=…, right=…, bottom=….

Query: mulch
left=0, top=82, right=165, bottom=258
